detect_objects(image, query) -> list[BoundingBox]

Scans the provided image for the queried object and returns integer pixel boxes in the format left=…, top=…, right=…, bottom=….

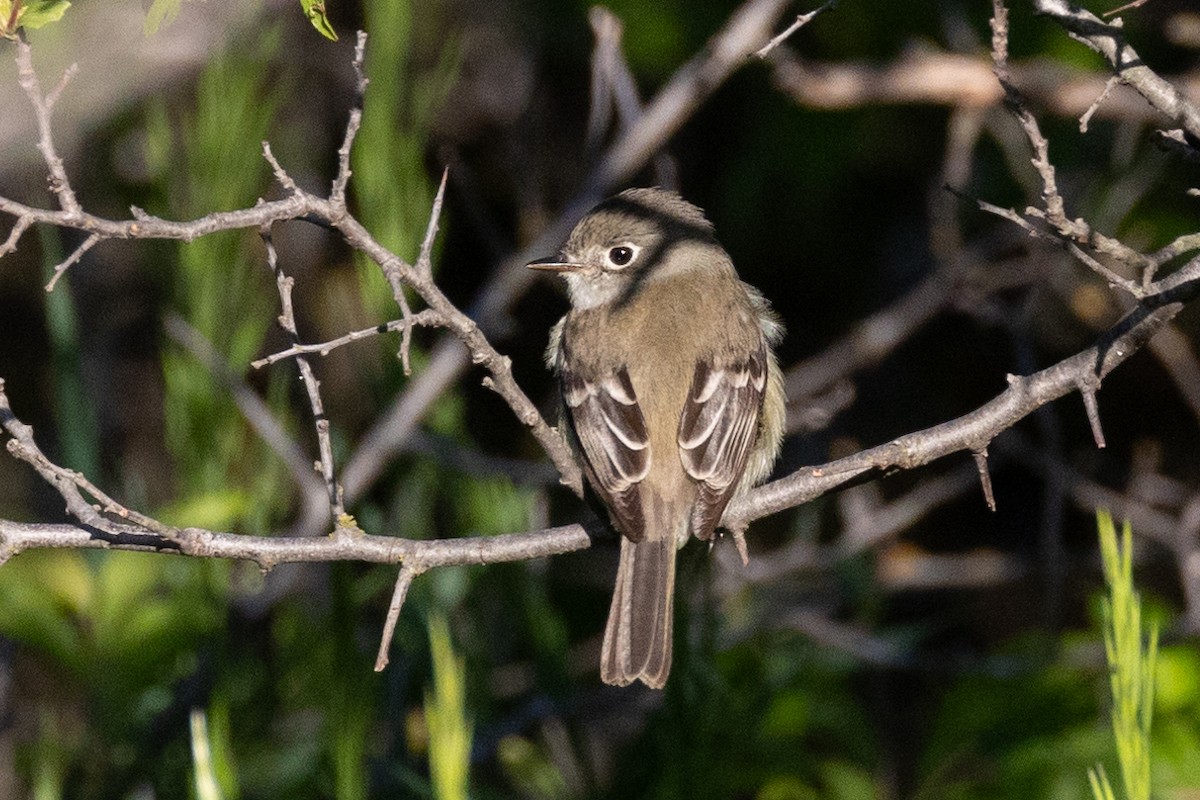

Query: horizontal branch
left=770, top=49, right=1200, bottom=120
left=5, top=257, right=1198, bottom=570
left=0, top=520, right=592, bottom=571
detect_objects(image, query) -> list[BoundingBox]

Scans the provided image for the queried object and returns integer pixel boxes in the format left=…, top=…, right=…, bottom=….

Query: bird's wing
left=678, top=339, right=768, bottom=540
left=561, top=363, right=652, bottom=541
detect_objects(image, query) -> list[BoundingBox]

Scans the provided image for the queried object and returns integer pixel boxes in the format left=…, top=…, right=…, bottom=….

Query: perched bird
left=528, top=187, right=785, bottom=688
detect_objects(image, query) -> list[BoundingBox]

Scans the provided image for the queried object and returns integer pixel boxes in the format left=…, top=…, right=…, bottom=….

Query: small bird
left=528, top=187, right=785, bottom=688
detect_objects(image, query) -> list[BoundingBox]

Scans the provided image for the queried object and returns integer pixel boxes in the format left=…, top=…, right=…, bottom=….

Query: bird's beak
left=526, top=256, right=586, bottom=273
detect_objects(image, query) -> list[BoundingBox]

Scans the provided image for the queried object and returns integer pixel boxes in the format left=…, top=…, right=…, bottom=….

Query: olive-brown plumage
left=530, top=188, right=784, bottom=688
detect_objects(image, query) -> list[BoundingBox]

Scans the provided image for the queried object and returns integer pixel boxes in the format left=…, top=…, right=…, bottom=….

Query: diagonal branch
left=339, top=0, right=802, bottom=503
left=261, top=224, right=343, bottom=521
left=1032, top=0, right=1200, bottom=145
left=13, top=35, right=80, bottom=217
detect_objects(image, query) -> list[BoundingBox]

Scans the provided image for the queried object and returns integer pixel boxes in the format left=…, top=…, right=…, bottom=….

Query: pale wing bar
left=562, top=366, right=653, bottom=540
left=678, top=343, right=768, bottom=539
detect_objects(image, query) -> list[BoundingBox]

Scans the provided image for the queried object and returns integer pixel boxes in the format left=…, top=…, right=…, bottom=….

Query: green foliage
left=0, top=0, right=70, bottom=37
left=0, top=550, right=226, bottom=794
left=299, top=0, right=337, bottom=41
left=147, top=31, right=291, bottom=534
left=142, top=0, right=335, bottom=39
left=1089, top=512, right=1158, bottom=800
left=425, top=614, right=472, bottom=800
left=352, top=0, right=457, bottom=319
left=190, top=709, right=227, bottom=800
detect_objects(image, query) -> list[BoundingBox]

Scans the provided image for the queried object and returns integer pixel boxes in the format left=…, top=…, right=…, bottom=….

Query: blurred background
left=1, top=0, right=1200, bottom=798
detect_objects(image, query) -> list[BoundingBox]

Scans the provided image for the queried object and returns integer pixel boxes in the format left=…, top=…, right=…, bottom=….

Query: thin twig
left=1034, top=0, right=1200, bottom=144
left=393, top=167, right=450, bottom=375
left=0, top=215, right=31, bottom=258
left=44, top=232, right=99, bottom=291
left=262, top=142, right=300, bottom=194
left=261, top=225, right=343, bottom=520
left=973, top=449, right=997, bottom=511
left=0, top=380, right=175, bottom=537
left=331, top=31, right=369, bottom=205
left=251, top=311, right=442, bottom=368
left=1079, top=75, right=1120, bottom=133
left=374, top=564, right=419, bottom=671
left=754, top=0, right=836, bottom=59
left=13, top=36, right=80, bottom=216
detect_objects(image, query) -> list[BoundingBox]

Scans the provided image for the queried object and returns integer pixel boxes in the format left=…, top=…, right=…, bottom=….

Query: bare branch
left=726, top=259, right=1200, bottom=529
left=261, top=225, right=343, bottom=520
left=13, top=36, right=80, bottom=216
left=332, top=31, right=369, bottom=204
left=955, top=190, right=1144, bottom=296
left=754, top=0, right=836, bottom=59
left=251, top=311, right=443, bottom=368
left=1033, top=0, right=1200, bottom=144
left=1080, top=387, right=1107, bottom=448
left=43, top=232, right=99, bottom=291
left=0, top=380, right=173, bottom=537
left=973, top=449, right=997, bottom=511
left=0, top=215, right=31, bottom=258
left=991, top=0, right=1156, bottom=289
left=374, top=564, right=419, bottom=671
left=1079, top=74, right=1120, bottom=132
left=0, top=518, right=592, bottom=572
left=7, top=253, right=1199, bottom=570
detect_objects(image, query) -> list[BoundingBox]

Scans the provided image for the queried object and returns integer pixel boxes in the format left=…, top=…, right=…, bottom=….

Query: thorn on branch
left=1081, top=387, right=1107, bottom=448
left=1079, top=75, right=1119, bottom=133
left=417, top=168, right=449, bottom=279
left=374, top=563, right=419, bottom=671
left=972, top=448, right=997, bottom=511
left=332, top=31, right=369, bottom=203
left=251, top=311, right=443, bottom=368
left=730, top=527, right=750, bottom=566
left=389, top=166, right=450, bottom=375
left=753, top=0, right=837, bottom=59
left=0, top=216, right=32, bottom=258
left=1103, top=0, right=1148, bottom=18
left=45, top=63, right=78, bottom=110
left=44, top=232, right=99, bottom=291
left=262, top=142, right=300, bottom=194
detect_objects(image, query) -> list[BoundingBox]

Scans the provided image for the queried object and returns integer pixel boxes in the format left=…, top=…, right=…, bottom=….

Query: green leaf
left=425, top=614, right=472, bottom=800
left=299, top=0, right=336, bottom=40
left=16, top=0, right=71, bottom=30
left=144, top=0, right=183, bottom=36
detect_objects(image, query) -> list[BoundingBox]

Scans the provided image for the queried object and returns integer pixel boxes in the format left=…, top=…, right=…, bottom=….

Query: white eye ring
left=604, top=243, right=640, bottom=269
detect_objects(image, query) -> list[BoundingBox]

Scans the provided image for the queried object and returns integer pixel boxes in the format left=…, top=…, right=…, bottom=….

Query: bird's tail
left=600, top=535, right=676, bottom=688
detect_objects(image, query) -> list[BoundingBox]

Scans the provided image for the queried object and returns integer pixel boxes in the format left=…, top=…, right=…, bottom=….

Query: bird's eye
left=607, top=245, right=636, bottom=268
